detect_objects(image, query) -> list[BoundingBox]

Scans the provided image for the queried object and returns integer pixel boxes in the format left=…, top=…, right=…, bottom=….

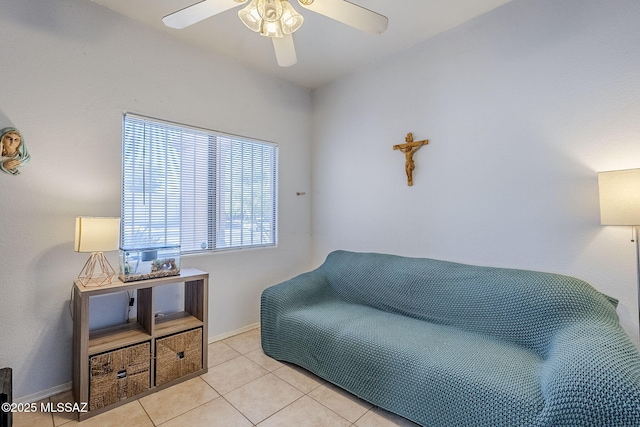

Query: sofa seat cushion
left=274, top=299, right=545, bottom=426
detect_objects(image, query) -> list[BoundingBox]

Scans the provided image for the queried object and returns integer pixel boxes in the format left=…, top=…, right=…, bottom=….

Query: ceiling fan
left=162, top=0, right=388, bottom=67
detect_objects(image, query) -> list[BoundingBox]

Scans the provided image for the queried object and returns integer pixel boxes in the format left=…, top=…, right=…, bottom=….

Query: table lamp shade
left=75, top=217, right=120, bottom=286
left=75, top=217, right=120, bottom=253
left=598, top=169, right=640, bottom=226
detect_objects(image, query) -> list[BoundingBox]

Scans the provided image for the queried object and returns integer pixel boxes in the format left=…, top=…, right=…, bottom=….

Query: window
left=121, top=113, right=278, bottom=254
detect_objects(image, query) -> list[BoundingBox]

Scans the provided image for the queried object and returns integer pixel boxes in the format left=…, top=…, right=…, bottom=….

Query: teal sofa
left=261, top=251, right=640, bottom=426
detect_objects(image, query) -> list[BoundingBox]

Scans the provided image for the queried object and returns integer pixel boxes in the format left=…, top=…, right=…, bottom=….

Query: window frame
left=121, top=112, right=279, bottom=255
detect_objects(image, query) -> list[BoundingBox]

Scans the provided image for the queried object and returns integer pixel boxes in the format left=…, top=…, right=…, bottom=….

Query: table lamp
left=74, top=217, right=120, bottom=286
left=598, top=168, right=640, bottom=339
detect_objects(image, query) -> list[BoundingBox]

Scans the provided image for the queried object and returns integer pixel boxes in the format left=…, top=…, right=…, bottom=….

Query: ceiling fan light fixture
left=238, top=0, right=262, bottom=32
left=280, top=0, right=304, bottom=34
left=261, top=19, right=284, bottom=37
left=240, top=0, right=302, bottom=38
left=258, top=0, right=283, bottom=22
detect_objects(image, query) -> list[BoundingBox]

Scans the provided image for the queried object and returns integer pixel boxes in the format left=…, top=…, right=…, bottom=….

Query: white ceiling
left=91, top=0, right=513, bottom=89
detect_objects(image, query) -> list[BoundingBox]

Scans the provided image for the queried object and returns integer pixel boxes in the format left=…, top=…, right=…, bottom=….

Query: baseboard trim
left=15, top=382, right=72, bottom=404
left=208, top=323, right=259, bottom=343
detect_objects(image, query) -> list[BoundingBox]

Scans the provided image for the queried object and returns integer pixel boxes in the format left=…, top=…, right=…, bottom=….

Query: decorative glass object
left=119, top=245, right=181, bottom=282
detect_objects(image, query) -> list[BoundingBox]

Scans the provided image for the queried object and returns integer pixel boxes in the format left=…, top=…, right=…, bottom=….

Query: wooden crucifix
left=393, top=132, right=429, bottom=186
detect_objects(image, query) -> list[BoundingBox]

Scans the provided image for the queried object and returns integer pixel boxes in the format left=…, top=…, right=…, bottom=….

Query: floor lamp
left=598, top=168, right=640, bottom=340
left=75, top=217, right=120, bottom=287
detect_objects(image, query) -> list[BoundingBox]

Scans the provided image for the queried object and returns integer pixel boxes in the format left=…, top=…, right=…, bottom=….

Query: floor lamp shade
left=598, top=169, right=640, bottom=226
left=598, top=168, right=640, bottom=342
left=75, top=217, right=120, bottom=286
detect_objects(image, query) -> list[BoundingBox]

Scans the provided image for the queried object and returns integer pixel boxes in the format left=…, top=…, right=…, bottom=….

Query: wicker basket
left=89, top=342, right=151, bottom=411
left=155, top=328, right=202, bottom=387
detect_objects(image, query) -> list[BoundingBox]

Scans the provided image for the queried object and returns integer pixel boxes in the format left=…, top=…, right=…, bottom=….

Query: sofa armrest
left=260, top=270, right=333, bottom=351
left=537, top=323, right=640, bottom=426
left=261, top=270, right=332, bottom=314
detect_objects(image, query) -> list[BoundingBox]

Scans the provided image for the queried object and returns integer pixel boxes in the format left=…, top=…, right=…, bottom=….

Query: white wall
left=0, top=0, right=312, bottom=398
left=311, top=0, right=640, bottom=345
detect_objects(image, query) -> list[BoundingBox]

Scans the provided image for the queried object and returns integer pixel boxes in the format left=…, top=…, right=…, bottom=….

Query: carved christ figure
left=393, top=133, right=429, bottom=186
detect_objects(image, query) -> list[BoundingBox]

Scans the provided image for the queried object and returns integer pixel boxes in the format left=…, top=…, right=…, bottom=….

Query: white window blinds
left=122, top=114, right=278, bottom=254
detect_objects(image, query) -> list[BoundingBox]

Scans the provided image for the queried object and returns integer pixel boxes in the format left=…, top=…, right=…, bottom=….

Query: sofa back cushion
left=319, top=251, right=619, bottom=356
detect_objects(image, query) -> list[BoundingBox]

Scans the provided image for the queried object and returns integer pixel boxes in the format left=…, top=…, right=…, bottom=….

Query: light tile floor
left=13, top=328, right=419, bottom=427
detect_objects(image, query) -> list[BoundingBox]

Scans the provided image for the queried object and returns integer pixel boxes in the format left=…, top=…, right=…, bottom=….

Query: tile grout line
left=304, top=383, right=371, bottom=426
left=218, top=393, right=262, bottom=426
left=137, top=398, right=157, bottom=427
left=248, top=393, right=307, bottom=426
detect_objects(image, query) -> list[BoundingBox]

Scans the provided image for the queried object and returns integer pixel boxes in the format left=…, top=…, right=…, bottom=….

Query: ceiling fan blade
left=162, top=0, right=247, bottom=29
left=272, top=35, right=297, bottom=67
left=297, top=0, right=388, bottom=35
